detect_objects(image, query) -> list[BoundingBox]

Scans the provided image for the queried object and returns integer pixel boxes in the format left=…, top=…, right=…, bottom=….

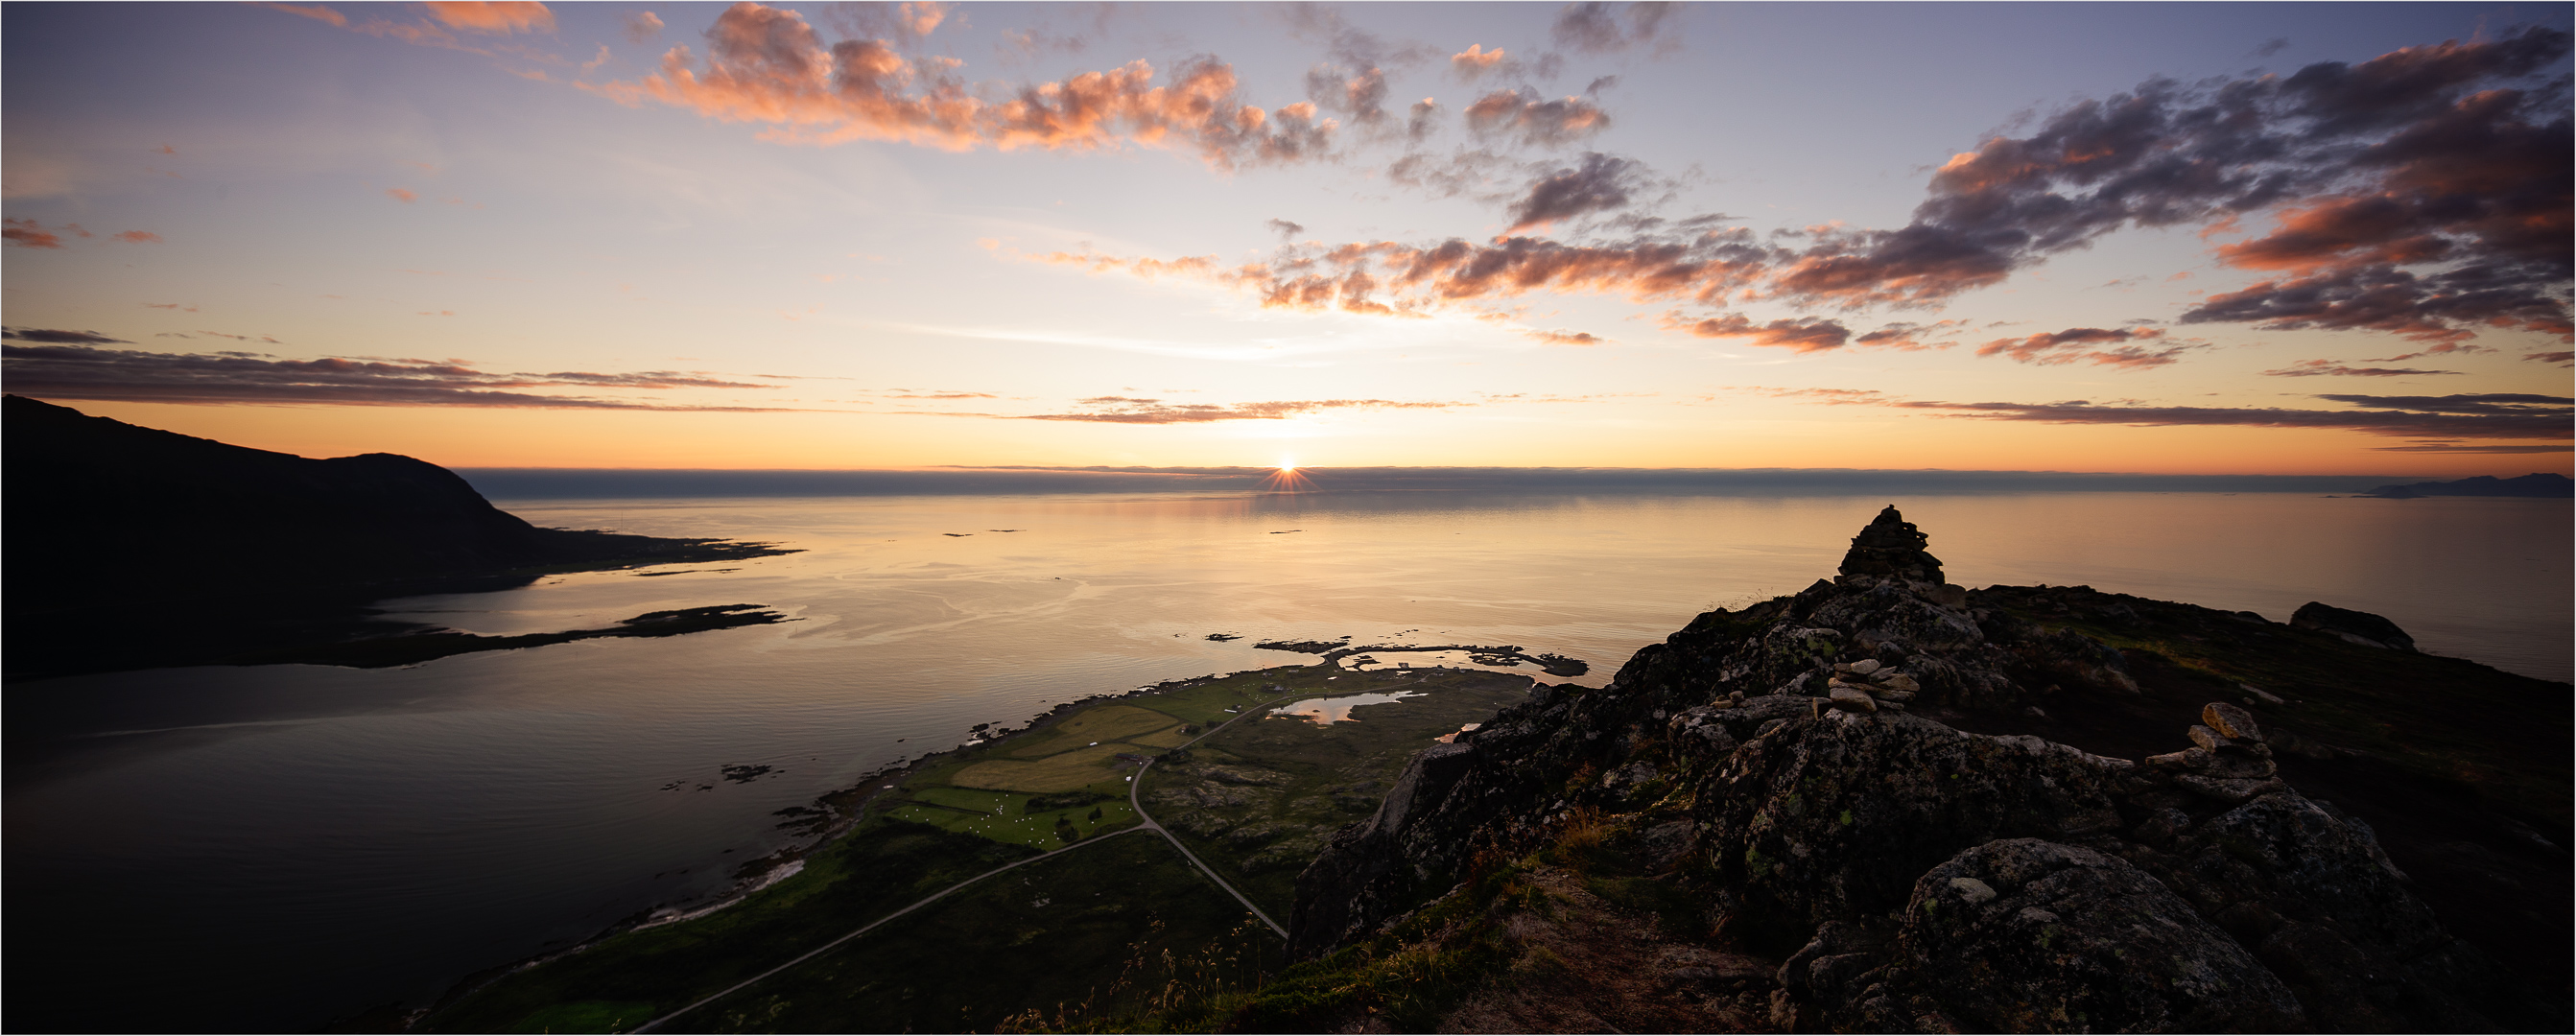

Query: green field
left=1138, top=668, right=1535, bottom=918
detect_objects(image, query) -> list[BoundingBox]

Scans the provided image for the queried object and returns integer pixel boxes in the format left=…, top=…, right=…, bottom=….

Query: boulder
left=1885, top=838, right=2307, bottom=1032
left=1700, top=713, right=2129, bottom=946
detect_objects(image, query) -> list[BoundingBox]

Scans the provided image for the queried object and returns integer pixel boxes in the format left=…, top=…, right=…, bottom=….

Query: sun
left=1261, top=458, right=1313, bottom=491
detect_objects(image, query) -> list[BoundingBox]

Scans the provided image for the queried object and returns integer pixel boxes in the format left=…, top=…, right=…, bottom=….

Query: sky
left=4, top=1, right=2569, bottom=476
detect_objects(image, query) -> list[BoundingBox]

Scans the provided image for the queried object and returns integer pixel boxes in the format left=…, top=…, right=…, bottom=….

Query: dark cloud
left=1773, top=27, right=2571, bottom=342
left=1505, top=153, right=1642, bottom=232
left=1307, top=63, right=1391, bottom=129
left=2255, top=37, right=2290, bottom=58
left=2259, top=359, right=2462, bottom=377
left=1749, top=385, right=2568, bottom=440
left=2525, top=349, right=2574, bottom=366
left=1405, top=98, right=1442, bottom=143
left=1017, top=396, right=1455, bottom=424
left=1384, top=148, right=1518, bottom=198
left=1550, top=2, right=1679, bottom=56
left=1851, top=320, right=1965, bottom=350
left=4, top=328, right=130, bottom=344
left=1674, top=313, right=1851, bottom=352
left=1975, top=326, right=2200, bottom=367
left=2315, top=391, right=2571, bottom=415
left=3, top=217, right=85, bottom=249
left=1464, top=88, right=1610, bottom=147
left=1265, top=218, right=1306, bottom=239
left=1056, top=28, right=2570, bottom=360
left=1895, top=394, right=2570, bottom=438
left=2, top=343, right=794, bottom=410
left=2369, top=443, right=2570, bottom=453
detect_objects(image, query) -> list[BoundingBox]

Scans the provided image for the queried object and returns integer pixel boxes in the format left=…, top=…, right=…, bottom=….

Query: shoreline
left=407, top=644, right=1581, bottom=1024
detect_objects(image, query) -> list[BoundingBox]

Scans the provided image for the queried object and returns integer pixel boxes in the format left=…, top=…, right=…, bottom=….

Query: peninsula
left=2, top=395, right=793, bottom=680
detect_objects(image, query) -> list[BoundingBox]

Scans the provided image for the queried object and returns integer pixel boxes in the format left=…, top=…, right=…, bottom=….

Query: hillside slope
left=1253, top=506, right=2568, bottom=1032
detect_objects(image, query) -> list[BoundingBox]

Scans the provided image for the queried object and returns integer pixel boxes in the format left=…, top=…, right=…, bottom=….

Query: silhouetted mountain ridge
left=4, top=395, right=790, bottom=678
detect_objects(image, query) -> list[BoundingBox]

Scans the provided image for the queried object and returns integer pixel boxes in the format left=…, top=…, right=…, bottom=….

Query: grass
left=1005, top=705, right=1181, bottom=758
left=956, top=744, right=1143, bottom=793
left=695, top=833, right=1279, bottom=1034
left=1141, top=666, right=1536, bottom=919
left=418, top=816, right=1037, bottom=1033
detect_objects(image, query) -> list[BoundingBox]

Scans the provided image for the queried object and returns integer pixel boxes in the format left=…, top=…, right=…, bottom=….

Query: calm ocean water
left=7, top=491, right=2566, bottom=1030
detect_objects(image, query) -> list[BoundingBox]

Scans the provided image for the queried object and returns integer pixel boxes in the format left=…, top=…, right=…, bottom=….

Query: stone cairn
left=1837, top=505, right=1946, bottom=584
left=2145, top=701, right=2284, bottom=803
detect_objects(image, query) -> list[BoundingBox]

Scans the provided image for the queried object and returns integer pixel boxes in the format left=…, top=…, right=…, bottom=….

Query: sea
left=7, top=489, right=2567, bottom=1031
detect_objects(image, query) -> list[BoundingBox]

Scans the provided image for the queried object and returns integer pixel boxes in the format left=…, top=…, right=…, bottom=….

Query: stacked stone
left=2144, top=702, right=2283, bottom=802
left=1824, top=657, right=1919, bottom=713
left=1836, top=505, right=1946, bottom=584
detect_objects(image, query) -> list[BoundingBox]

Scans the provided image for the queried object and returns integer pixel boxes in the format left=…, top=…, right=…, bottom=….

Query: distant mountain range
left=2357, top=473, right=2574, bottom=499
left=3, top=395, right=789, bottom=679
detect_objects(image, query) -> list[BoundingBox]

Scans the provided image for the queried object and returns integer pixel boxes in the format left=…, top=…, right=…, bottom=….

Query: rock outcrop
left=1288, top=506, right=2564, bottom=1032
left=2290, top=600, right=2417, bottom=651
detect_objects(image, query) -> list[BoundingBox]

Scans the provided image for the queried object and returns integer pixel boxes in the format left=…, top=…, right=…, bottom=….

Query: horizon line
left=443, top=465, right=2551, bottom=501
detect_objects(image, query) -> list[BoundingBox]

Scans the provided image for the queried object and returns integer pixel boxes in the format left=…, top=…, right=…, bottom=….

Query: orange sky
left=6, top=3, right=2567, bottom=478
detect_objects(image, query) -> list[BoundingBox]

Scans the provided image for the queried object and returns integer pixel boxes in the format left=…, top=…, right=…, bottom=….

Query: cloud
left=111, top=230, right=162, bottom=244
left=2525, top=349, right=2574, bottom=366
left=1452, top=44, right=1507, bottom=80
left=1045, top=223, right=1781, bottom=320
left=422, top=2, right=555, bottom=35
left=1850, top=319, right=1965, bottom=350
left=1672, top=313, right=1851, bottom=352
left=3, top=217, right=66, bottom=248
left=1265, top=218, right=1305, bottom=239
left=2369, top=443, right=2570, bottom=453
left=1550, top=2, right=1679, bottom=56
left=1752, top=387, right=2569, bottom=440
left=388, top=187, right=419, bottom=203
left=583, top=2, right=1335, bottom=170
left=1974, top=326, right=2198, bottom=368
left=825, top=1, right=955, bottom=44
left=1505, top=152, right=1642, bottom=233
left=2259, top=359, right=2463, bottom=377
left=0, top=343, right=798, bottom=409
left=1525, top=328, right=1605, bottom=346
left=256, top=2, right=347, bottom=28
left=625, top=10, right=664, bottom=43
left=2255, top=37, right=2290, bottom=58
left=1048, top=28, right=2572, bottom=363
left=4, top=328, right=130, bottom=344
left=1464, top=88, right=1610, bottom=147
left=1017, top=396, right=1455, bottom=423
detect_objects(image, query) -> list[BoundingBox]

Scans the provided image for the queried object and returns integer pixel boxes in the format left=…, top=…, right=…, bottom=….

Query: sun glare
left=1261, top=459, right=1313, bottom=492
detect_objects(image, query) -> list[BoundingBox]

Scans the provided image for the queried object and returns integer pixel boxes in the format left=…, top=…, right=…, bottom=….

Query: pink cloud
left=580, top=2, right=1335, bottom=169
left=388, top=187, right=419, bottom=203
left=422, top=2, right=556, bottom=35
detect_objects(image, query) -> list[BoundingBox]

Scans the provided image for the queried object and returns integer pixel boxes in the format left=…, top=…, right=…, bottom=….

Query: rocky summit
left=1277, top=507, right=2567, bottom=1033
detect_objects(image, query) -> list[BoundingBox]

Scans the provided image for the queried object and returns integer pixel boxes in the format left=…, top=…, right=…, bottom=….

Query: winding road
left=628, top=690, right=1297, bottom=1032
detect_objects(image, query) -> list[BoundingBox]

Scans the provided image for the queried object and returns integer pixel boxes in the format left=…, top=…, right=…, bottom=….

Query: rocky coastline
left=1281, top=506, right=2569, bottom=1032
